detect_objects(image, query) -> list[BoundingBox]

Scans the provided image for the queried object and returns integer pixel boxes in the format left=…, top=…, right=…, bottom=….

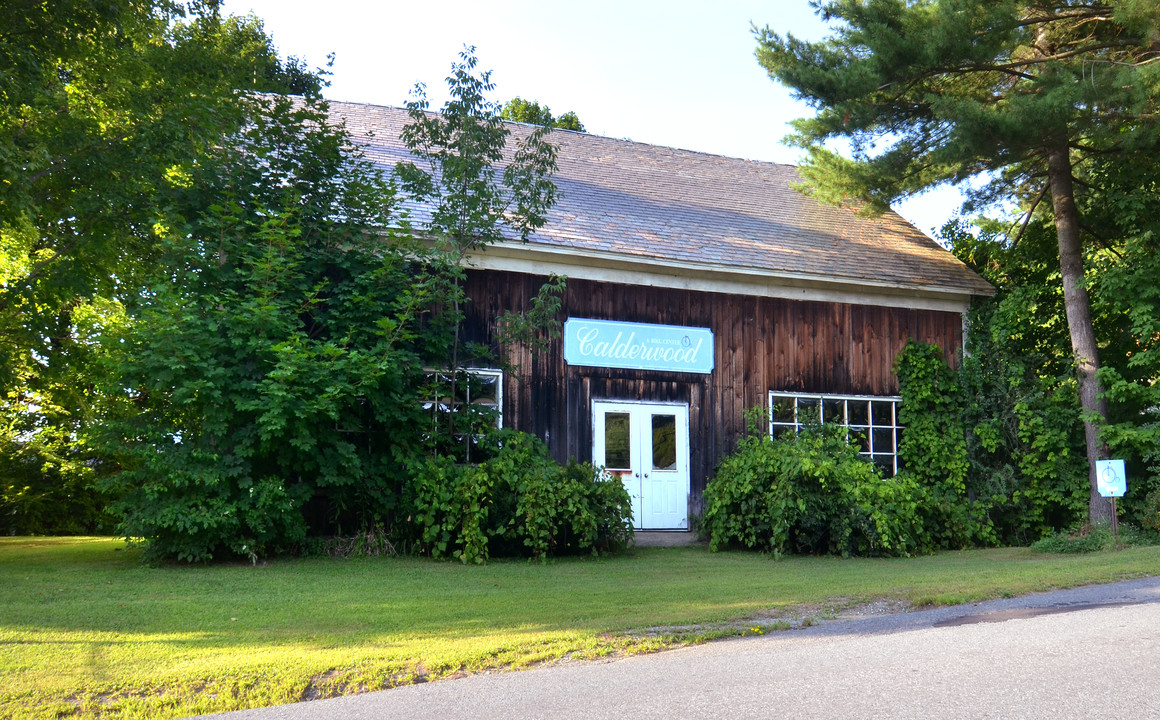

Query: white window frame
left=768, top=391, right=902, bottom=476
left=423, top=368, right=504, bottom=432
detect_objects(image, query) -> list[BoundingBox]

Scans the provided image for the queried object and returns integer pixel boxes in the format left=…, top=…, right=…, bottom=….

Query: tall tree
left=397, top=47, right=561, bottom=461
left=1, top=1, right=313, bottom=367
left=0, top=0, right=314, bottom=533
left=103, top=92, right=428, bottom=562
left=756, top=0, right=1160, bottom=525
left=500, top=96, right=586, bottom=131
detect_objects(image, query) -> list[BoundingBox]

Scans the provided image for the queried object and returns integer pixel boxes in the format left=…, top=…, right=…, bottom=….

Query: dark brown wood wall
left=462, top=269, right=963, bottom=510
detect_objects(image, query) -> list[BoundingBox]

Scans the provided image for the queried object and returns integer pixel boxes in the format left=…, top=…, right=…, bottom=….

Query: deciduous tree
left=103, top=92, right=430, bottom=562
left=0, top=0, right=313, bottom=533
left=500, top=96, right=586, bottom=131
left=397, top=48, right=562, bottom=461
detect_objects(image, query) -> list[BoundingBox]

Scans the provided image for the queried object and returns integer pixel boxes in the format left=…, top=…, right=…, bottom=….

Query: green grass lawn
left=3, top=537, right=1160, bottom=719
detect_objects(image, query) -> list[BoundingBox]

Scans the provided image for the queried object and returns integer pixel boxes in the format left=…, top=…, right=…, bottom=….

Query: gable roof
left=331, top=100, right=992, bottom=312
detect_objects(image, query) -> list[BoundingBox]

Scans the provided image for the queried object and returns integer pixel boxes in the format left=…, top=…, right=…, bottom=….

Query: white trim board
left=468, top=242, right=977, bottom=314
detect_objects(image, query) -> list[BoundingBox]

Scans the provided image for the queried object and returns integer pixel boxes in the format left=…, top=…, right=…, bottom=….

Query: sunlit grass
left=3, top=537, right=1159, bottom=719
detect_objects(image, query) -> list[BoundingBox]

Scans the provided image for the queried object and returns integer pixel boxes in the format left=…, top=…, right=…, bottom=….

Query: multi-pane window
left=768, top=392, right=902, bottom=476
left=424, top=369, right=503, bottom=460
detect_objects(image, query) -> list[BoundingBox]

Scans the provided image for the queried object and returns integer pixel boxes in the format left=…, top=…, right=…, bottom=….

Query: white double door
left=593, top=401, right=690, bottom=530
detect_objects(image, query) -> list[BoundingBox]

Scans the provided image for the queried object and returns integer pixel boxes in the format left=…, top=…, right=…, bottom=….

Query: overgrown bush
left=303, top=524, right=398, bottom=559
left=947, top=220, right=1140, bottom=540
left=101, top=94, right=426, bottom=563
left=1030, top=523, right=1156, bottom=553
left=954, top=299, right=1090, bottom=544
left=1136, top=485, right=1160, bottom=536
left=897, top=328, right=1088, bottom=547
left=1, top=432, right=115, bottom=536
left=702, top=410, right=925, bottom=558
left=894, top=342, right=985, bottom=548
left=406, top=430, right=632, bottom=563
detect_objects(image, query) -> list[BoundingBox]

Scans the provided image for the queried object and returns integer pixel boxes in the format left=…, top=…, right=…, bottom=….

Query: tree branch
left=1007, top=182, right=1049, bottom=248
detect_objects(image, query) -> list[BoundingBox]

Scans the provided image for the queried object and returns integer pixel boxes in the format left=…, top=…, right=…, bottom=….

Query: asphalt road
left=202, top=576, right=1160, bottom=720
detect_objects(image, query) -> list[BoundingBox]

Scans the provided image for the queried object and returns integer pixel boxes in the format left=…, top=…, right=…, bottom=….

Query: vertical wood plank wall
left=462, top=269, right=964, bottom=511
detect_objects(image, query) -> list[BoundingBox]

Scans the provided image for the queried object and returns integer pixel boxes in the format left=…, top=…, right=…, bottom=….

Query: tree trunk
left=1045, top=141, right=1112, bottom=526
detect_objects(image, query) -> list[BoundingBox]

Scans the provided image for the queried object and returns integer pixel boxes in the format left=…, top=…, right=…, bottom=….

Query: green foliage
left=894, top=342, right=979, bottom=548
left=895, top=337, right=1088, bottom=547
left=101, top=92, right=433, bottom=562
left=1136, top=488, right=1160, bottom=537
left=0, top=437, right=114, bottom=536
left=0, top=1, right=313, bottom=388
left=406, top=430, right=632, bottom=563
left=1030, top=526, right=1112, bottom=554
left=397, top=48, right=560, bottom=258
left=0, top=297, right=124, bottom=535
left=703, top=409, right=924, bottom=557
left=84, top=45, right=571, bottom=562
left=946, top=204, right=1158, bottom=542
left=500, top=97, right=586, bottom=132
left=895, top=323, right=1090, bottom=545
left=395, top=47, right=562, bottom=460
left=1088, top=163, right=1160, bottom=525
left=701, top=412, right=798, bottom=555
left=0, top=2, right=318, bottom=535
left=1030, top=524, right=1157, bottom=554
left=755, top=0, right=1160, bottom=212
left=959, top=306, right=1088, bottom=542
left=757, top=1, right=1160, bottom=526
left=495, top=273, right=567, bottom=364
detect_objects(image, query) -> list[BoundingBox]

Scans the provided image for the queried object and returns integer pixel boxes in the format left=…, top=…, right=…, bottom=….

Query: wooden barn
left=334, top=101, right=994, bottom=532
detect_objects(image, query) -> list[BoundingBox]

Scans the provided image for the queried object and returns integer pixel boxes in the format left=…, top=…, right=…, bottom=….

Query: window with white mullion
left=768, top=391, right=903, bottom=476
left=422, top=368, right=504, bottom=462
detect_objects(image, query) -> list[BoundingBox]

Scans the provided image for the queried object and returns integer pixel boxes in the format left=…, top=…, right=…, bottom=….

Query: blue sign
left=1096, top=459, right=1127, bottom=498
left=564, top=318, right=714, bottom=374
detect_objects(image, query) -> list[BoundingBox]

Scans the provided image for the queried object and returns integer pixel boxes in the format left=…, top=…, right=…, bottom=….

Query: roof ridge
left=323, top=96, right=802, bottom=170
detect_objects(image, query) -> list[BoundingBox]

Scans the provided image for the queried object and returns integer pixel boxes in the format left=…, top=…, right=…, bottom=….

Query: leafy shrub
left=101, top=94, right=430, bottom=563
left=1029, top=524, right=1157, bottom=553
left=955, top=306, right=1089, bottom=544
left=406, top=430, right=632, bottom=563
left=306, top=524, right=398, bottom=559
left=0, top=438, right=115, bottom=536
left=703, top=410, right=925, bottom=557
left=896, top=336, right=1091, bottom=548
left=894, top=342, right=980, bottom=548
left=1136, top=486, right=1160, bottom=536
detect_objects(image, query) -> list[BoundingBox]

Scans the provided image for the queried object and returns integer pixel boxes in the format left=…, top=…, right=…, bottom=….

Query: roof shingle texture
left=332, top=100, right=992, bottom=296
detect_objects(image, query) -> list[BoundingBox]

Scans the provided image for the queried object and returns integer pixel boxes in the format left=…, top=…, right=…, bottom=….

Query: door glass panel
left=651, top=414, right=677, bottom=470
left=604, top=413, right=631, bottom=469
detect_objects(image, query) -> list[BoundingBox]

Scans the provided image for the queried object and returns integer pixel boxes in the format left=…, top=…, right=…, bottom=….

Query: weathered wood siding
left=462, top=269, right=963, bottom=510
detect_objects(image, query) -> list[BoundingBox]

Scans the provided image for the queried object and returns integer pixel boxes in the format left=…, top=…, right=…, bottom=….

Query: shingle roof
left=331, top=100, right=993, bottom=297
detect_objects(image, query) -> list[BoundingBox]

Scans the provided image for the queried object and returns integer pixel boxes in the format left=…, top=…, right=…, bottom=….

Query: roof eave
left=468, top=241, right=991, bottom=314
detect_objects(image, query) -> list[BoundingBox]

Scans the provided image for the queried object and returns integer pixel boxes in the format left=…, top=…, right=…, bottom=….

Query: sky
left=226, top=0, right=969, bottom=237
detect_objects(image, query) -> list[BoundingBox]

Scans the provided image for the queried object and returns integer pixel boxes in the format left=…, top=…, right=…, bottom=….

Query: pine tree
left=756, top=0, right=1160, bottom=525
